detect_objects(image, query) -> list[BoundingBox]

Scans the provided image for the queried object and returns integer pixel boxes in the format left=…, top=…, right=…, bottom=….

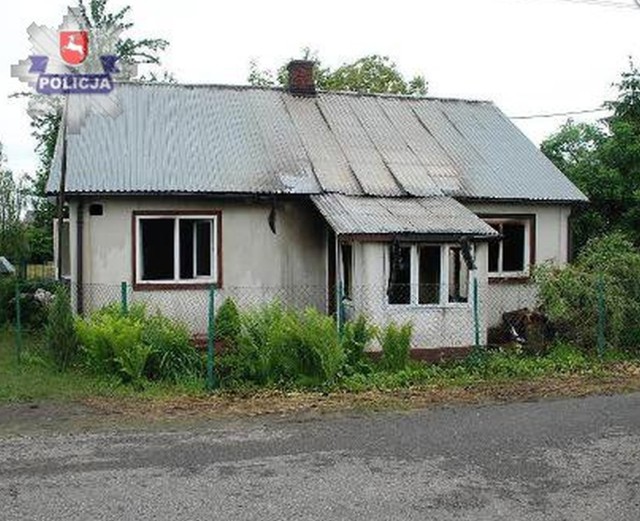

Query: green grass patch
left=0, top=327, right=209, bottom=403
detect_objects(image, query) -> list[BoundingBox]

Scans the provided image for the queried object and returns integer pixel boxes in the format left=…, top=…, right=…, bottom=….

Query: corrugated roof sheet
left=47, top=83, right=587, bottom=202
left=311, top=194, right=499, bottom=236
left=0, top=256, right=16, bottom=274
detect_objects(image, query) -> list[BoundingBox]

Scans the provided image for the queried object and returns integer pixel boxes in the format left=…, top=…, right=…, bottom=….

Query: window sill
left=133, top=281, right=220, bottom=291
left=386, top=302, right=471, bottom=310
left=488, top=276, right=531, bottom=284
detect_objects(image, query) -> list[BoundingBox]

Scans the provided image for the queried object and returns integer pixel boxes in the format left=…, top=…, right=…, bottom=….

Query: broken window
left=58, top=220, right=71, bottom=279
left=418, top=246, right=441, bottom=305
left=388, top=245, right=411, bottom=304
left=137, top=214, right=217, bottom=284
left=141, top=219, right=174, bottom=281
left=341, top=243, right=353, bottom=299
left=388, top=243, right=474, bottom=306
left=485, top=218, right=531, bottom=276
left=448, top=247, right=469, bottom=303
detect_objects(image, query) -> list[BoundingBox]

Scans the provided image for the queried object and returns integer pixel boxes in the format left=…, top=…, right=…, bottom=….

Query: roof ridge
left=114, top=80, right=494, bottom=105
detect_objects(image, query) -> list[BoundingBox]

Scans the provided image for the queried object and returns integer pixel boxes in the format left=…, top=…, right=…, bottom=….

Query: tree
left=0, top=144, right=28, bottom=263
left=24, top=0, right=171, bottom=262
left=541, top=60, right=640, bottom=253
left=248, top=50, right=428, bottom=96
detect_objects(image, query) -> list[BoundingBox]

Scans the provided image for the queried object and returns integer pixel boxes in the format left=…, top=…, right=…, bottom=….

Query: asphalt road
left=1, top=393, right=639, bottom=520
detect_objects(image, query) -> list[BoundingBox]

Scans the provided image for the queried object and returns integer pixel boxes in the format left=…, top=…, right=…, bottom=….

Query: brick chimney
left=287, top=60, right=316, bottom=96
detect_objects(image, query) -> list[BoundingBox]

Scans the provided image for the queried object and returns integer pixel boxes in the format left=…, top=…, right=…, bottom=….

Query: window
left=418, top=246, right=440, bottom=304
left=485, top=217, right=533, bottom=277
left=448, top=247, right=469, bottom=303
left=388, top=243, right=472, bottom=306
left=135, top=213, right=219, bottom=286
left=89, top=203, right=103, bottom=216
left=388, top=245, right=411, bottom=304
left=53, top=219, right=70, bottom=279
left=340, top=243, right=353, bottom=299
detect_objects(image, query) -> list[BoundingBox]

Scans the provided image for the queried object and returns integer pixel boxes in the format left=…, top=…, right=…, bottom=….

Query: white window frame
left=387, top=243, right=473, bottom=308
left=135, top=214, right=218, bottom=286
left=484, top=217, right=532, bottom=279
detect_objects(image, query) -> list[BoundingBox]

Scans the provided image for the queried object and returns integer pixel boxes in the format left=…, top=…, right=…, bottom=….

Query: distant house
left=48, top=60, right=586, bottom=349
left=0, top=256, right=16, bottom=275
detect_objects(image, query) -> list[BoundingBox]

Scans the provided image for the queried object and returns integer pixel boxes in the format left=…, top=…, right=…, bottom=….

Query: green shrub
left=1, top=278, right=57, bottom=329
left=76, top=308, right=143, bottom=378
left=143, top=312, right=202, bottom=382
left=379, top=321, right=413, bottom=372
left=44, top=285, right=78, bottom=371
left=536, top=232, right=640, bottom=352
left=114, top=341, right=153, bottom=388
left=341, top=315, right=376, bottom=374
left=0, top=276, right=15, bottom=326
left=219, top=302, right=345, bottom=387
left=215, top=297, right=241, bottom=347
left=76, top=303, right=200, bottom=385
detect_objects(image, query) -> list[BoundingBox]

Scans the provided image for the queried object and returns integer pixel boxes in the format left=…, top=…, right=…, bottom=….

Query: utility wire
left=518, top=0, right=639, bottom=10
left=510, top=107, right=610, bottom=119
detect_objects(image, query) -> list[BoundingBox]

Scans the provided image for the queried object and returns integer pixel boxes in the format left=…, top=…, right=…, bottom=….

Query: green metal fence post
left=207, top=284, right=216, bottom=391
left=473, top=277, right=480, bottom=348
left=597, top=274, right=606, bottom=358
left=120, top=281, right=128, bottom=315
left=14, top=279, right=23, bottom=364
left=337, top=282, right=344, bottom=337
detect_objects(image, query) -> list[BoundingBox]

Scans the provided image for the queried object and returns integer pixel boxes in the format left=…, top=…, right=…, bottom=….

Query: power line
left=510, top=107, right=610, bottom=120
left=519, top=0, right=639, bottom=10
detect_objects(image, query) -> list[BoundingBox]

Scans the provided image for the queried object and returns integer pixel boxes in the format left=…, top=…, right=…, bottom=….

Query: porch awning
left=311, top=194, right=498, bottom=238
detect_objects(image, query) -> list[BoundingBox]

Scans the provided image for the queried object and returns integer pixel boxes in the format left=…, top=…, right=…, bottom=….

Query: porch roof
left=311, top=194, right=499, bottom=238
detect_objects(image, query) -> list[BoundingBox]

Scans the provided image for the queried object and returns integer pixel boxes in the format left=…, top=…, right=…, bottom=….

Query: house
left=48, top=60, right=587, bottom=349
left=0, top=256, right=16, bottom=275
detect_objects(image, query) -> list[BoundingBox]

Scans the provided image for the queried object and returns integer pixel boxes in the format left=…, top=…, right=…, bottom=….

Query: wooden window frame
left=480, top=214, right=536, bottom=283
left=132, top=210, right=222, bottom=291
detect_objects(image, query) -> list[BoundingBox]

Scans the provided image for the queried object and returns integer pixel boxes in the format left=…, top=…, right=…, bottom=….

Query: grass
left=2, top=326, right=639, bottom=412
left=0, top=327, right=208, bottom=403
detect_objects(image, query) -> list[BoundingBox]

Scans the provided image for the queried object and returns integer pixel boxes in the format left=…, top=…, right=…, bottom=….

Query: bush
left=76, top=303, right=200, bottom=385
left=1, top=278, right=57, bottom=329
left=44, top=285, right=78, bottom=371
left=379, top=321, right=413, bottom=372
left=341, top=315, right=376, bottom=374
left=76, top=306, right=145, bottom=380
left=215, top=297, right=241, bottom=348
left=219, top=302, right=345, bottom=387
left=0, top=276, right=15, bottom=326
left=536, top=232, right=640, bottom=352
left=143, top=312, right=202, bottom=382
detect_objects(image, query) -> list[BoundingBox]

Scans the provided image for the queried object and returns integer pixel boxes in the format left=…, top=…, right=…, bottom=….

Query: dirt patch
left=85, top=366, right=640, bottom=421
left=2, top=365, right=640, bottom=435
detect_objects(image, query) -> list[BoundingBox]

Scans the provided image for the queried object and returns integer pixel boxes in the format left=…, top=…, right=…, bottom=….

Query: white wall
left=69, top=196, right=327, bottom=331
left=346, top=241, right=490, bottom=349
left=464, top=202, right=572, bottom=327
left=464, top=202, right=572, bottom=266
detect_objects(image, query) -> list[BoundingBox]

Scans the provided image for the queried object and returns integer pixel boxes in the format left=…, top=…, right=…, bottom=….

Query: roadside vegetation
left=2, top=233, right=639, bottom=406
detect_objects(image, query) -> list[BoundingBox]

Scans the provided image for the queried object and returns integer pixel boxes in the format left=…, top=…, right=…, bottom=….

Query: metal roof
left=47, top=82, right=587, bottom=202
left=0, top=256, right=16, bottom=275
left=311, top=194, right=500, bottom=237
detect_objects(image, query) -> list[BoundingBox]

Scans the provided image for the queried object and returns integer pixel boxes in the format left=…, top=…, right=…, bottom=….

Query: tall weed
left=45, top=285, right=78, bottom=371
left=379, top=321, right=413, bottom=372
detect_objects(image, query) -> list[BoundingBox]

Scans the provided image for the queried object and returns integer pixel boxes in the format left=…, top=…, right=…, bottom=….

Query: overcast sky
left=1, top=0, right=640, bottom=177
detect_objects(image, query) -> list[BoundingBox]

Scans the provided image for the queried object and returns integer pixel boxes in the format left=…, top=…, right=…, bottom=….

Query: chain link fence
left=6, top=275, right=629, bottom=364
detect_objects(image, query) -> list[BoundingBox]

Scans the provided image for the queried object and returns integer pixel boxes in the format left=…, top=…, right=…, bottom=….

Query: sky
left=1, top=0, right=640, bottom=178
